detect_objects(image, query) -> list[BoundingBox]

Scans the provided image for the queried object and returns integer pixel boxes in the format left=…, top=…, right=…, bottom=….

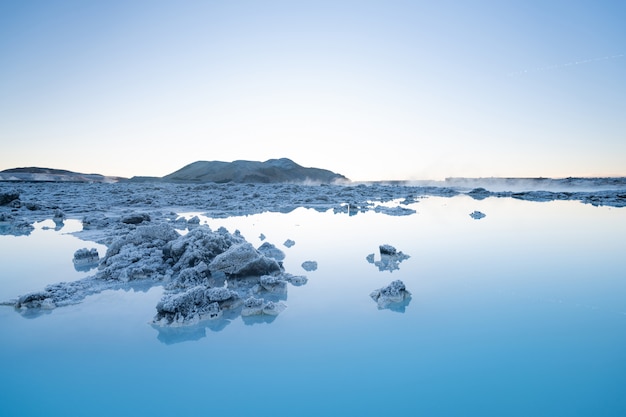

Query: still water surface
left=1, top=196, right=625, bottom=416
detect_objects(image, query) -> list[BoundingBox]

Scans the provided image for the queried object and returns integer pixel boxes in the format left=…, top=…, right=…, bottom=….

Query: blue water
left=1, top=197, right=625, bottom=416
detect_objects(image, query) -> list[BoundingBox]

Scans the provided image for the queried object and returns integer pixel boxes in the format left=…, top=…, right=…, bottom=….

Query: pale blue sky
left=1, top=1, right=624, bottom=180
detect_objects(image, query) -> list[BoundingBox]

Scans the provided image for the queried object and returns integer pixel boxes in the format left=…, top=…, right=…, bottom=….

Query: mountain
left=159, top=158, right=349, bottom=184
left=0, top=167, right=124, bottom=183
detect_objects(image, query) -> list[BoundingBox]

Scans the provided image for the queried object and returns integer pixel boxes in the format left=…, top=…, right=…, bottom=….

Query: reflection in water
left=152, top=306, right=282, bottom=344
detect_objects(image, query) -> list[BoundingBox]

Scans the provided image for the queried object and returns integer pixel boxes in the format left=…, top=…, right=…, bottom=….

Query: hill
left=159, top=158, right=348, bottom=184
left=0, top=167, right=124, bottom=183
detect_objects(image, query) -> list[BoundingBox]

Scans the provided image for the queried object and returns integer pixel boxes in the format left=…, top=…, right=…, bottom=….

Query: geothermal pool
left=1, top=192, right=625, bottom=416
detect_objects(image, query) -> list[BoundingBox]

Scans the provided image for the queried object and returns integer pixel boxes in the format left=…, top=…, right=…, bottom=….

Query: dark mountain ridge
left=0, top=158, right=349, bottom=184
left=159, top=158, right=348, bottom=184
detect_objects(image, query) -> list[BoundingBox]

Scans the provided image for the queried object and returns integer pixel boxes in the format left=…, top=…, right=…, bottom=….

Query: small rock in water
left=73, top=248, right=100, bottom=271
left=301, top=261, right=318, bottom=271
left=367, top=244, right=410, bottom=272
left=370, top=280, right=412, bottom=310
left=469, top=210, right=486, bottom=220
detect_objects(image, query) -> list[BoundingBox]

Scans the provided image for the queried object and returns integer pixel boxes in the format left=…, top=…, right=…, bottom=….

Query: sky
left=0, top=0, right=624, bottom=181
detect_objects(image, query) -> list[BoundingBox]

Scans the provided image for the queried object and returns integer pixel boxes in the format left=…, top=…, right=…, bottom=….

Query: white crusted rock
left=370, top=280, right=412, bottom=309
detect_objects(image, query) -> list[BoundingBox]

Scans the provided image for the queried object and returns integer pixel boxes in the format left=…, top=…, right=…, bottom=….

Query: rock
left=257, top=242, right=285, bottom=261
left=73, top=248, right=99, bottom=264
left=374, top=205, right=416, bottom=216
left=379, top=244, right=397, bottom=255
left=367, top=245, right=410, bottom=272
left=469, top=210, right=486, bottom=219
left=241, top=297, right=286, bottom=316
left=301, top=261, right=318, bottom=271
left=73, top=248, right=100, bottom=271
left=259, top=275, right=288, bottom=294
left=153, top=285, right=240, bottom=326
left=283, top=239, right=295, bottom=248
left=121, top=213, right=151, bottom=224
left=370, top=280, right=412, bottom=309
left=209, top=242, right=280, bottom=276
left=0, top=192, right=19, bottom=206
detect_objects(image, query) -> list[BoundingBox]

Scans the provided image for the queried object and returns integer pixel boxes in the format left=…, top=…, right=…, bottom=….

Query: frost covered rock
left=257, top=242, right=285, bottom=261
left=73, top=248, right=99, bottom=264
left=283, top=239, right=295, bottom=248
left=121, top=212, right=151, bottom=224
left=469, top=210, right=486, bottom=220
left=301, top=261, right=318, bottom=271
left=82, top=215, right=113, bottom=230
left=165, top=226, right=245, bottom=275
left=366, top=245, right=410, bottom=272
left=73, top=248, right=100, bottom=271
left=0, top=214, right=33, bottom=236
left=379, top=244, right=398, bottom=256
left=283, top=273, right=308, bottom=286
left=370, top=280, right=412, bottom=309
left=0, top=192, right=19, bottom=206
left=14, top=277, right=103, bottom=311
left=374, top=205, right=416, bottom=216
left=153, top=285, right=241, bottom=326
left=15, top=291, right=58, bottom=310
left=209, top=242, right=280, bottom=276
left=98, top=223, right=179, bottom=281
left=259, top=275, right=288, bottom=294
left=241, top=297, right=287, bottom=317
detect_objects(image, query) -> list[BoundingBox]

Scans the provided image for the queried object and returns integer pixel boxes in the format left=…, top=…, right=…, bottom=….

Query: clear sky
left=1, top=1, right=624, bottom=181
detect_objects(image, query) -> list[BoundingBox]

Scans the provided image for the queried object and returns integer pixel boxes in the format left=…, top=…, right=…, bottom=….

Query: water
left=1, top=197, right=625, bottom=416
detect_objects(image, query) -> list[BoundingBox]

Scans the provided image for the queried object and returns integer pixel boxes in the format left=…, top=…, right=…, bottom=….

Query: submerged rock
left=370, top=280, right=412, bottom=309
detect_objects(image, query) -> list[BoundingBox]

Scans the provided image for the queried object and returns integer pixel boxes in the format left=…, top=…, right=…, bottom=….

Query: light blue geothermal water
left=1, top=197, right=625, bottom=417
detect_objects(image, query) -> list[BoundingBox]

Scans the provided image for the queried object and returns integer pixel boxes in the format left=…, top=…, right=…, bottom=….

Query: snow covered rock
left=165, top=226, right=244, bottom=275
left=469, top=210, right=486, bottom=219
left=209, top=242, right=280, bottom=276
left=366, top=245, right=410, bottom=272
left=241, top=296, right=287, bottom=317
left=257, top=242, right=286, bottom=261
left=98, top=223, right=179, bottom=281
left=301, top=261, right=318, bottom=271
left=153, top=285, right=241, bottom=326
left=73, top=248, right=100, bottom=271
left=374, top=205, right=416, bottom=216
left=73, top=248, right=99, bottom=264
left=121, top=213, right=151, bottom=224
left=370, top=280, right=412, bottom=309
left=259, top=275, right=288, bottom=294
left=0, top=192, right=19, bottom=206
